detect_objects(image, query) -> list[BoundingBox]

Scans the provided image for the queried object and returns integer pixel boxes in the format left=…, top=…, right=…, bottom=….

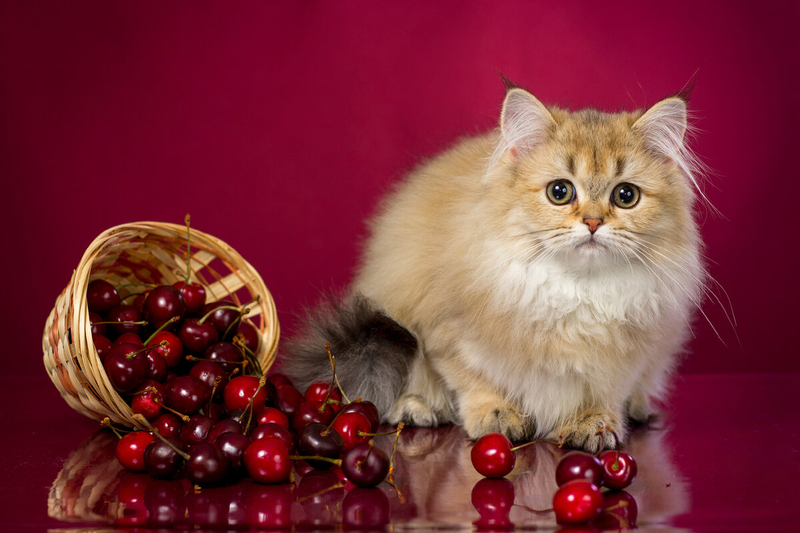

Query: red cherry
left=251, top=423, right=295, bottom=454
left=146, top=331, right=183, bottom=368
left=112, top=332, right=144, bottom=349
left=142, top=285, right=186, bottom=330
left=151, top=413, right=183, bottom=439
left=106, top=304, right=144, bottom=336
left=244, top=436, right=292, bottom=484
left=144, top=347, right=169, bottom=382
left=255, top=406, right=290, bottom=429
left=178, top=318, right=219, bottom=354
left=598, top=451, right=637, bottom=490
left=340, top=442, right=390, bottom=487
left=201, top=300, right=241, bottom=339
left=189, top=360, right=228, bottom=402
left=215, top=432, right=252, bottom=472
left=292, top=401, right=335, bottom=432
left=164, top=375, right=211, bottom=415
left=224, top=376, right=268, bottom=413
left=553, top=479, right=603, bottom=525
left=87, top=279, right=120, bottom=313
left=204, top=342, right=245, bottom=373
left=304, top=381, right=342, bottom=404
left=556, top=451, right=605, bottom=487
left=131, top=382, right=164, bottom=420
left=116, top=431, right=157, bottom=471
left=179, top=414, right=216, bottom=446
left=236, top=320, right=260, bottom=353
left=275, top=384, right=303, bottom=418
left=471, top=477, right=515, bottom=530
left=593, top=490, right=638, bottom=530
left=89, top=312, right=106, bottom=336
left=471, top=433, right=515, bottom=478
left=104, top=343, right=148, bottom=393
left=266, top=373, right=293, bottom=388
left=338, top=401, right=381, bottom=432
left=207, top=418, right=243, bottom=443
left=173, top=281, right=206, bottom=315
left=92, top=334, right=113, bottom=362
left=331, top=411, right=372, bottom=452
left=185, top=442, right=229, bottom=485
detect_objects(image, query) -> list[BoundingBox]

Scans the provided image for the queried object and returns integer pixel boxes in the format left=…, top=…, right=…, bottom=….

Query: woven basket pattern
left=42, top=221, right=279, bottom=429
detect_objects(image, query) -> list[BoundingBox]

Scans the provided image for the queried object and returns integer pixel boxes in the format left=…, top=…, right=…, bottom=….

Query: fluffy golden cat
left=285, top=81, right=706, bottom=451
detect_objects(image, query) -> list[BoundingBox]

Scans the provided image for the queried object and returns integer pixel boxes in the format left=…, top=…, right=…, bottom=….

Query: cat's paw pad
left=557, top=412, right=622, bottom=453
left=464, top=405, right=532, bottom=443
left=388, top=394, right=438, bottom=428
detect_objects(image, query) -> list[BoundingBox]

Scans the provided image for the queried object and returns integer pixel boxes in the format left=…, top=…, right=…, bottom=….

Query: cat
left=284, top=80, right=706, bottom=452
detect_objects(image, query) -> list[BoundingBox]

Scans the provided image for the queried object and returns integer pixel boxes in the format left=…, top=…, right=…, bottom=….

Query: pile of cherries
left=471, top=432, right=638, bottom=529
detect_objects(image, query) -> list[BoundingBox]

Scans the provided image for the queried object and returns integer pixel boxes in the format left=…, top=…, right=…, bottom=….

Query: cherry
left=173, top=281, right=206, bottom=315
left=215, top=432, right=253, bottom=472
left=338, top=400, right=381, bottom=432
left=297, top=423, right=344, bottom=470
left=146, top=331, right=183, bottom=368
left=207, top=418, right=243, bottom=443
left=89, top=312, right=106, bottom=336
left=471, top=433, right=515, bottom=478
left=112, top=332, right=144, bottom=348
left=178, top=318, right=219, bottom=354
left=143, top=436, right=185, bottom=478
left=189, top=360, right=228, bottom=402
left=304, top=381, right=342, bottom=404
left=204, top=342, right=246, bottom=373
left=471, top=477, right=515, bottom=531
left=186, top=442, right=229, bottom=485
left=106, top=304, right=145, bottom=335
left=235, top=320, right=260, bottom=353
left=224, top=376, right=268, bottom=413
left=116, top=430, right=157, bottom=471
left=92, top=334, right=113, bottom=362
left=179, top=414, right=215, bottom=446
left=250, top=423, right=295, bottom=453
left=87, top=279, right=121, bottom=313
left=266, top=373, right=293, bottom=389
left=104, top=343, right=148, bottom=393
left=244, top=436, right=292, bottom=484
left=594, top=490, right=638, bottom=530
left=292, top=401, right=336, bottom=432
left=206, top=402, right=227, bottom=421
left=556, top=451, right=605, bottom=487
left=255, top=406, right=289, bottom=429
left=598, top=451, right=637, bottom=490
left=131, top=382, right=164, bottom=420
left=341, top=441, right=390, bottom=487
left=142, top=285, right=186, bottom=330
left=165, top=375, right=211, bottom=415
left=331, top=411, right=372, bottom=452
left=275, top=384, right=304, bottom=418
left=151, top=413, right=183, bottom=439
left=342, top=487, right=391, bottom=529
left=201, top=300, right=242, bottom=339
left=144, top=347, right=169, bottom=382
left=553, top=479, right=603, bottom=525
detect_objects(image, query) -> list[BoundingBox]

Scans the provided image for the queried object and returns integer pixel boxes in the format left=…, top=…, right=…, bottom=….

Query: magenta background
left=1, top=1, right=798, bottom=377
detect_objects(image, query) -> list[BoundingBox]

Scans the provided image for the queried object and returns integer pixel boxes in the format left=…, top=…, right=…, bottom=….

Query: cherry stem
left=144, top=316, right=181, bottom=345
left=357, top=426, right=403, bottom=438
left=383, top=478, right=407, bottom=504
left=222, top=311, right=247, bottom=342
left=154, top=400, right=191, bottom=422
left=119, top=292, right=145, bottom=303
left=233, top=333, right=262, bottom=377
left=296, top=481, right=347, bottom=503
left=184, top=213, right=192, bottom=283
left=387, top=422, right=404, bottom=479
left=326, top=342, right=351, bottom=404
left=93, top=320, right=148, bottom=327
left=132, top=386, right=158, bottom=395
left=133, top=414, right=191, bottom=460
left=510, top=438, right=563, bottom=452
left=198, top=304, right=249, bottom=326
left=208, top=375, right=222, bottom=413
left=185, top=355, right=248, bottom=366
left=318, top=342, right=340, bottom=413
left=289, top=455, right=342, bottom=466
left=126, top=344, right=162, bottom=360
left=356, top=439, right=375, bottom=468
left=243, top=375, right=268, bottom=432
left=100, top=417, right=126, bottom=439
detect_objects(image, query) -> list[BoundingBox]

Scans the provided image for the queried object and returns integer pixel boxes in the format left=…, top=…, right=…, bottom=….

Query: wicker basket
left=42, top=221, right=280, bottom=429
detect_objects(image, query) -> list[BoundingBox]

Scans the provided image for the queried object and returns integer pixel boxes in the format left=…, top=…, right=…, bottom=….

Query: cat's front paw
left=462, top=403, right=532, bottom=443
left=555, top=410, right=624, bottom=453
left=388, top=393, right=440, bottom=427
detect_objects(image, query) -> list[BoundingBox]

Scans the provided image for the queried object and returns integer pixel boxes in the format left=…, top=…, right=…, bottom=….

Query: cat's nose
left=583, top=217, right=603, bottom=234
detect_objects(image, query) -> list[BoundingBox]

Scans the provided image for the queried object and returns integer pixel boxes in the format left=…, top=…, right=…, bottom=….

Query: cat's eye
left=611, top=183, right=640, bottom=209
left=546, top=180, right=575, bottom=205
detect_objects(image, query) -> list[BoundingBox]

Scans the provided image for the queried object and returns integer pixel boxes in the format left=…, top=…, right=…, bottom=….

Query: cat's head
left=487, top=86, right=705, bottom=269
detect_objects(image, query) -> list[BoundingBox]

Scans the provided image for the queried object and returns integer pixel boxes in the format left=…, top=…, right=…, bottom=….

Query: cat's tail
left=281, top=293, right=418, bottom=418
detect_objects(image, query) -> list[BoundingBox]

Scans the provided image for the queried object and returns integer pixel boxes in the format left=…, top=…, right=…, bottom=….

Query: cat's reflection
left=49, top=424, right=690, bottom=531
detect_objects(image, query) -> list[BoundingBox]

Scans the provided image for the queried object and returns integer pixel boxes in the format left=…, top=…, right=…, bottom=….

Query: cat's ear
left=499, top=88, right=556, bottom=159
left=632, top=96, right=688, bottom=159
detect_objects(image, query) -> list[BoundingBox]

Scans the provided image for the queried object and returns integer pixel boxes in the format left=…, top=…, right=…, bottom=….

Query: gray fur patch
left=282, top=293, right=418, bottom=417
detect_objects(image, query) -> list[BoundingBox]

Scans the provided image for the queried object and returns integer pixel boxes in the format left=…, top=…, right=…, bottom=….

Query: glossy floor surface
left=1, top=374, right=797, bottom=532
